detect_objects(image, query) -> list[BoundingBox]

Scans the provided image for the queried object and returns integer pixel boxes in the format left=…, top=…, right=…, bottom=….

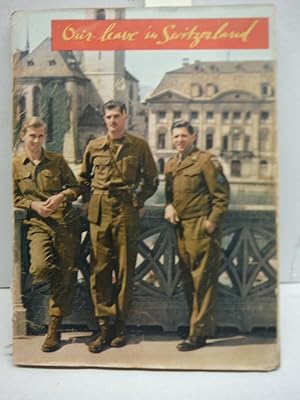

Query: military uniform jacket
left=165, top=148, right=230, bottom=224
left=78, top=133, right=158, bottom=210
left=13, top=149, right=81, bottom=224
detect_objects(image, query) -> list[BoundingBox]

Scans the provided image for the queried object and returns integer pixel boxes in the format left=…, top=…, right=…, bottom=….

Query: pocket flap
left=15, top=171, right=32, bottom=180
left=94, top=156, right=111, bottom=166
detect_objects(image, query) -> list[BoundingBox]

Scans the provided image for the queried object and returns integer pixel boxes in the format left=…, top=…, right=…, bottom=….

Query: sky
left=11, top=5, right=275, bottom=92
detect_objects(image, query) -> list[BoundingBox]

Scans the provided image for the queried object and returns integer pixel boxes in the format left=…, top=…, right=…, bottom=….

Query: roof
left=14, top=37, right=87, bottom=80
left=147, top=60, right=275, bottom=100
left=125, top=68, right=139, bottom=82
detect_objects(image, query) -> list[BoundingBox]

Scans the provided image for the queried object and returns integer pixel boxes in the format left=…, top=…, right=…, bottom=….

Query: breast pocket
left=15, top=171, right=35, bottom=194
left=39, top=168, right=62, bottom=192
left=93, top=156, right=111, bottom=184
left=182, top=169, right=203, bottom=192
left=120, top=155, right=138, bottom=183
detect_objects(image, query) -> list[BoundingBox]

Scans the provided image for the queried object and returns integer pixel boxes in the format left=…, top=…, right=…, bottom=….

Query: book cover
left=12, top=4, right=279, bottom=370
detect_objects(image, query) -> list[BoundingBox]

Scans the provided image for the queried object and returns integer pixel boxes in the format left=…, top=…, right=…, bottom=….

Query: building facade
left=145, top=60, right=276, bottom=206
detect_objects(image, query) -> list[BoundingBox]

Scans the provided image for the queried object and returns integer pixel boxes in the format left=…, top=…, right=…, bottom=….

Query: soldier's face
left=104, top=107, right=127, bottom=138
left=172, top=127, right=196, bottom=155
left=21, top=127, right=46, bottom=153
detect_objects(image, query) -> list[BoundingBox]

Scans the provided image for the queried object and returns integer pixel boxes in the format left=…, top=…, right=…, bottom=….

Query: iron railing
left=13, top=206, right=277, bottom=336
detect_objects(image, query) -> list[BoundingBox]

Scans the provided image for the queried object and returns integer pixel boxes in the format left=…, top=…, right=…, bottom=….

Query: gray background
left=0, top=1, right=299, bottom=399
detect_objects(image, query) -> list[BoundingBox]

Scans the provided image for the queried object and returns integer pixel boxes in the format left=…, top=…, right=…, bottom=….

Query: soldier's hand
left=30, top=201, right=53, bottom=218
left=164, top=204, right=180, bottom=224
left=43, top=193, right=65, bottom=212
left=204, top=219, right=216, bottom=234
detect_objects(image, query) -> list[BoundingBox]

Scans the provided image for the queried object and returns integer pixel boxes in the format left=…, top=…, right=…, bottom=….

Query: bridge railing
left=13, top=206, right=277, bottom=336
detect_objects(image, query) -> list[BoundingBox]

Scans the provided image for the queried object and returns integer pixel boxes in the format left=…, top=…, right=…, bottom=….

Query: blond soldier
left=78, top=100, right=158, bottom=353
left=165, top=120, right=230, bottom=351
left=13, top=117, right=81, bottom=352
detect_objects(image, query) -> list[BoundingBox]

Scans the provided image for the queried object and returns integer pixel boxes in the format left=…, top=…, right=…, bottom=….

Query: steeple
left=25, top=20, right=30, bottom=53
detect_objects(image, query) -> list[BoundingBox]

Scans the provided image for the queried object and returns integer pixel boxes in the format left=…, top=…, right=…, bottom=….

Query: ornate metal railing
left=13, top=206, right=277, bottom=336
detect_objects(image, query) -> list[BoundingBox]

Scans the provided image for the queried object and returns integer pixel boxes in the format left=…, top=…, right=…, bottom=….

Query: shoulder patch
left=216, top=172, right=226, bottom=184
left=210, top=156, right=223, bottom=170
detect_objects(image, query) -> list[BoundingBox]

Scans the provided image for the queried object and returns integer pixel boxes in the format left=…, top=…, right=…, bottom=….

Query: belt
left=93, top=187, right=130, bottom=198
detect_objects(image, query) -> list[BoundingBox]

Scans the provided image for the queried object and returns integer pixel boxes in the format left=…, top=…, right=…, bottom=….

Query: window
left=96, top=9, right=106, bottom=19
left=245, top=111, right=252, bottom=122
left=233, top=111, right=241, bottom=121
left=244, top=135, right=251, bottom=151
left=231, top=160, right=241, bottom=177
left=191, top=83, right=201, bottom=97
left=261, top=83, right=272, bottom=96
left=232, top=133, right=241, bottom=151
left=259, top=160, right=268, bottom=177
left=46, top=98, right=54, bottom=143
left=210, top=64, right=219, bottom=72
left=33, top=86, right=41, bottom=117
left=260, top=111, right=270, bottom=122
left=158, top=133, right=166, bottom=149
left=157, top=111, right=166, bottom=122
left=206, top=111, right=214, bottom=120
left=222, top=111, right=229, bottom=122
left=27, top=60, right=34, bottom=67
left=18, top=96, right=26, bottom=128
left=263, top=63, right=272, bottom=71
left=206, top=133, right=213, bottom=149
left=206, top=83, right=218, bottom=96
left=49, top=59, right=56, bottom=66
left=173, top=111, right=181, bottom=120
left=190, top=111, right=199, bottom=121
left=222, top=136, right=228, bottom=151
left=259, top=128, right=269, bottom=152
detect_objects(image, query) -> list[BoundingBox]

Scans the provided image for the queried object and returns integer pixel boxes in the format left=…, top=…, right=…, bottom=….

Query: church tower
left=78, top=8, right=127, bottom=106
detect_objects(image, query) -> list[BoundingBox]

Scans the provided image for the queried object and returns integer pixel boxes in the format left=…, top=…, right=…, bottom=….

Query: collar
left=175, top=147, right=200, bottom=172
left=98, top=132, right=133, bottom=149
left=177, top=145, right=198, bottom=161
left=20, top=148, right=52, bottom=165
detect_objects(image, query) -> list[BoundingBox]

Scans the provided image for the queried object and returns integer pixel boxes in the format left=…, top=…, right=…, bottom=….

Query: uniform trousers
left=89, top=194, right=139, bottom=321
left=176, top=215, right=221, bottom=338
left=27, top=215, right=81, bottom=318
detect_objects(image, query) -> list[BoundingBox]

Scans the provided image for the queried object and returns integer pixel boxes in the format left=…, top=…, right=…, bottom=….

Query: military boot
left=41, top=316, right=62, bottom=352
left=88, top=317, right=109, bottom=353
left=176, top=336, right=206, bottom=352
left=110, top=320, right=127, bottom=348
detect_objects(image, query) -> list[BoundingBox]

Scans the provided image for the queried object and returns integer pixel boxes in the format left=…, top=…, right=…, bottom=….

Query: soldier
left=164, top=120, right=230, bottom=351
left=13, top=117, right=81, bottom=352
left=78, top=100, right=158, bottom=353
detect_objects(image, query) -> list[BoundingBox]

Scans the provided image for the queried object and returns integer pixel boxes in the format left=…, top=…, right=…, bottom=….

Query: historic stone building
left=13, top=8, right=142, bottom=163
left=145, top=60, right=276, bottom=206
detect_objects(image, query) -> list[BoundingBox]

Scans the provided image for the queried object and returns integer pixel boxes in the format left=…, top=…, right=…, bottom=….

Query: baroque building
left=145, top=60, right=276, bottom=206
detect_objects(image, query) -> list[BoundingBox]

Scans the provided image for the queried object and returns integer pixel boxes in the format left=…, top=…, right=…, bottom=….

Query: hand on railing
left=204, top=219, right=216, bottom=234
left=164, top=204, right=180, bottom=224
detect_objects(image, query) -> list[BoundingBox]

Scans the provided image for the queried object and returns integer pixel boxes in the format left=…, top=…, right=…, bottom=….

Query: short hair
left=171, top=119, right=194, bottom=135
left=102, top=100, right=127, bottom=115
left=21, top=117, right=47, bottom=134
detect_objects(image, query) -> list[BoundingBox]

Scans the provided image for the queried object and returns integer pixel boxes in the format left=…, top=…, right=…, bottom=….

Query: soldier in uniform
left=13, top=117, right=81, bottom=352
left=164, top=120, right=230, bottom=351
left=78, top=100, right=158, bottom=353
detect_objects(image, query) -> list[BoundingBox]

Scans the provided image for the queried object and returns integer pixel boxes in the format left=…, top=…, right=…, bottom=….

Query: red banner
left=51, top=18, right=268, bottom=51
